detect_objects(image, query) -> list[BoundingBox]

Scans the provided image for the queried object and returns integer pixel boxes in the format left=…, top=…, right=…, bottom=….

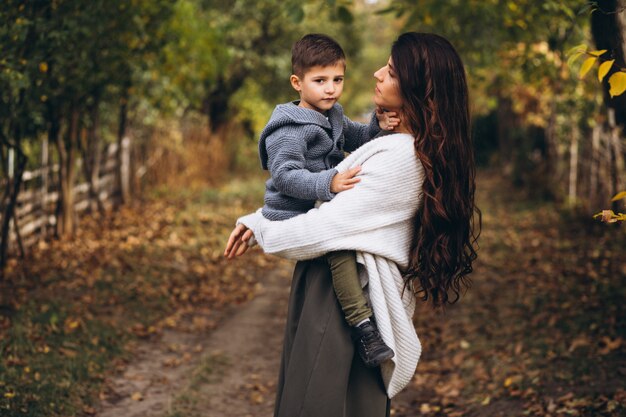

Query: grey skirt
left=274, top=258, right=390, bottom=417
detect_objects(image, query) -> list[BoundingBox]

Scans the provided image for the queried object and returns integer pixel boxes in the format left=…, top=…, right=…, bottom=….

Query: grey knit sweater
left=260, top=101, right=380, bottom=220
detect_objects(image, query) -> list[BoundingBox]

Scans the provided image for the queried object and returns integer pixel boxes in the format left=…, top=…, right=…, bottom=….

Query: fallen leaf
left=598, top=337, right=622, bottom=355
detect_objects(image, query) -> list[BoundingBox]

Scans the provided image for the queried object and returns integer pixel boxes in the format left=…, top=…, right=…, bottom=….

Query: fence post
left=568, top=127, right=579, bottom=206
left=41, top=137, right=49, bottom=238
left=120, top=137, right=131, bottom=204
left=589, top=125, right=600, bottom=206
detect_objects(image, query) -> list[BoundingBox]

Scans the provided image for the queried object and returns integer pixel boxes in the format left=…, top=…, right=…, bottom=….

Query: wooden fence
left=2, top=137, right=144, bottom=253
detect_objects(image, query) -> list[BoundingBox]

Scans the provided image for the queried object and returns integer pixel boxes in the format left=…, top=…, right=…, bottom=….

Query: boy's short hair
left=292, top=33, right=346, bottom=78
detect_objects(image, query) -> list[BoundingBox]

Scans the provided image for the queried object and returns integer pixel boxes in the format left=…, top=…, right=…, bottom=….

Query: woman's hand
left=224, top=223, right=255, bottom=259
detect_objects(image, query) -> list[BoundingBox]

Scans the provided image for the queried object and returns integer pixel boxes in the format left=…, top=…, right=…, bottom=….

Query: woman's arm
left=230, top=136, right=424, bottom=267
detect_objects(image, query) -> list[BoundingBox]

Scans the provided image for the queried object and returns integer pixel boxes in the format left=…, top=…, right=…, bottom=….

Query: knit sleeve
left=342, top=112, right=380, bottom=152
left=265, top=132, right=337, bottom=202
left=238, top=139, right=424, bottom=267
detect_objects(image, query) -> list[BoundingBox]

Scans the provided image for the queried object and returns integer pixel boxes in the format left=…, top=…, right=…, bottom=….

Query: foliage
left=392, top=173, right=626, bottom=417
left=594, top=191, right=626, bottom=223
left=570, top=44, right=626, bottom=97
left=0, top=176, right=284, bottom=416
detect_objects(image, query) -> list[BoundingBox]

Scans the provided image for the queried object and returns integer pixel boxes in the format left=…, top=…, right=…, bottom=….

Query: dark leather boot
left=353, top=320, right=395, bottom=367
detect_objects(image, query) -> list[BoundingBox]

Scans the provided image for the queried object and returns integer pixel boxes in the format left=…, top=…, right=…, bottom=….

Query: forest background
left=1, top=0, right=625, bottom=416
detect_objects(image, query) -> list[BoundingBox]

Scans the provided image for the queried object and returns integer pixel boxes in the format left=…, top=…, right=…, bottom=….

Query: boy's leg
left=327, top=250, right=394, bottom=368
left=326, top=250, right=372, bottom=326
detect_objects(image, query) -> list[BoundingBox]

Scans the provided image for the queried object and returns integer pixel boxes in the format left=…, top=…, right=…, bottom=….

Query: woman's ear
left=290, top=74, right=302, bottom=92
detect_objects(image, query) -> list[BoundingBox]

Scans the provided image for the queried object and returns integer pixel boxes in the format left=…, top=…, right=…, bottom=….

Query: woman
left=225, top=32, right=479, bottom=417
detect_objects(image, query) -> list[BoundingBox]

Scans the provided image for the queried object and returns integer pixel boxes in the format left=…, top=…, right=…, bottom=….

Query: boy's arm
left=343, top=109, right=400, bottom=152
left=342, top=112, right=380, bottom=152
left=266, top=132, right=337, bottom=201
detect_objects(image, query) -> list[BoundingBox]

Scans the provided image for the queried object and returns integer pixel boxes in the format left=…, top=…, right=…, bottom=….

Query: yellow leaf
left=588, top=49, right=608, bottom=57
left=598, top=59, right=615, bottom=82
left=39, top=62, right=48, bottom=73
left=131, top=392, right=143, bottom=401
left=504, top=377, right=514, bottom=387
left=4, top=392, right=16, bottom=399
left=611, top=191, right=626, bottom=201
left=608, top=72, right=626, bottom=96
left=579, top=57, right=597, bottom=78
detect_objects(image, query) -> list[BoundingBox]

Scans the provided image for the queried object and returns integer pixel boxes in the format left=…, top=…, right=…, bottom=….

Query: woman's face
left=373, top=58, right=403, bottom=112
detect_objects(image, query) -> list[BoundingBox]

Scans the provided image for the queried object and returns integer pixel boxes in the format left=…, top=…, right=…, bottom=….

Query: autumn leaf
left=611, top=191, right=626, bottom=201
left=597, top=59, right=615, bottom=82
left=598, top=337, right=622, bottom=355
left=579, top=57, right=597, bottom=78
left=131, top=391, right=143, bottom=401
left=594, top=209, right=618, bottom=223
left=587, top=49, right=608, bottom=57
left=608, top=71, right=626, bottom=96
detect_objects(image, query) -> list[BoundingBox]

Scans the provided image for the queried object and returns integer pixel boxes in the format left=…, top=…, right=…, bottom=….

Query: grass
left=392, top=171, right=626, bottom=417
left=164, top=353, right=231, bottom=417
left=0, top=174, right=279, bottom=417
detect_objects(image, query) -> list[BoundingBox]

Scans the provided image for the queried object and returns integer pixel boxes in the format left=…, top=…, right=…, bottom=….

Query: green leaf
left=337, top=6, right=354, bottom=24
left=567, top=51, right=585, bottom=69
left=287, top=5, right=305, bottom=23
left=610, top=191, right=626, bottom=201
left=598, top=59, right=614, bottom=82
left=566, top=44, right=587, bottom=57
left=608, top=71, right=626, bottom=96
left=579, top=56, right=597, bottom=78
left=578, top=3, right=596, bottom=15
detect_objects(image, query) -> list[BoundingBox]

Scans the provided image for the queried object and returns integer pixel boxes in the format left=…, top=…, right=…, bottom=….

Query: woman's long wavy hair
left=393, top=32, right=480, bottom=306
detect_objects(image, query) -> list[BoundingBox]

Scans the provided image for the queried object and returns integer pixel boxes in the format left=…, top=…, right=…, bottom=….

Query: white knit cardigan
left=237, top=133, right=425, bottom=398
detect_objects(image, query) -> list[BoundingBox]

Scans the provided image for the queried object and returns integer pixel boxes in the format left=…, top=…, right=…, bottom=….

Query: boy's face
left=290, top=62, right=345, bottom=114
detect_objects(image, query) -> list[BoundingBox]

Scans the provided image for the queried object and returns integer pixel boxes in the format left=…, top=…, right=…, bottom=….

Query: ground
left=1, top=172, right=625, bottom=417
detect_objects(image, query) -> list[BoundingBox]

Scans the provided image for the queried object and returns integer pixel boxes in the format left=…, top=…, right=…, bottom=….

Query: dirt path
left=94, top=173, right=625, bottom=417
left=96, top=261, right=293, bottom=417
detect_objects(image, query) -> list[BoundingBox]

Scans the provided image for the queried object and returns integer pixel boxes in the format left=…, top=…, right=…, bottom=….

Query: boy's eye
left=335, top=78, right=344, bottom=83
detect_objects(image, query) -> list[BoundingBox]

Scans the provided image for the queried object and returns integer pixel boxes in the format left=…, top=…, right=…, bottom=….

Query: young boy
left=259, top=33, right=396, bottom=367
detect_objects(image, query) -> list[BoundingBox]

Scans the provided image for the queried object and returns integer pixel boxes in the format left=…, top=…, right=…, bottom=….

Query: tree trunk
left=589, top=125, right=601, bottom=206
left=55, top=106, right=78, bottom=237
left=608, top=109, right=625, bottom=210
left=80, top=97, right=104, bottom=214
left=495, top=93, right=521, bottom=177
left=117, top=84, right=130, bottom=205
left=203, top=75, right=246, bottom=134
left=0, top=146, right=26, bottom=274
left=591, top=0, right=626, bottom=130
left=568, top=127, right=580, bottom=205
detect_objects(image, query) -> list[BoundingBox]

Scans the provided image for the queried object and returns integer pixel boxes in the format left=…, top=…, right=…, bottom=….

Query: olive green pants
left=326, top=250, right=373, bottom=326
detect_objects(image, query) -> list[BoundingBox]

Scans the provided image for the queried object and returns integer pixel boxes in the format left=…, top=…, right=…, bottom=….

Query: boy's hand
left=376, top=107, right=400, bottom=131
left=330, top=166, right=361, bottom=193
